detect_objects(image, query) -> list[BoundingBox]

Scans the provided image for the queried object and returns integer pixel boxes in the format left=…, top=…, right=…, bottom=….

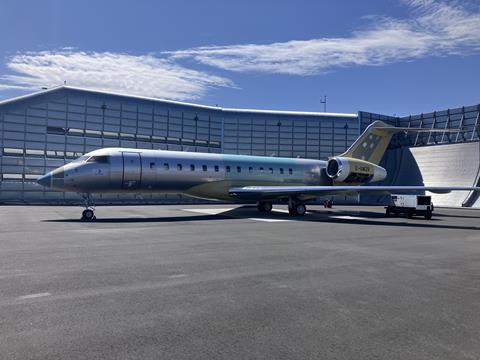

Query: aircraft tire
left=295, top=204, right=306, bottom=216
left=82, top=209, right=95, bottom=222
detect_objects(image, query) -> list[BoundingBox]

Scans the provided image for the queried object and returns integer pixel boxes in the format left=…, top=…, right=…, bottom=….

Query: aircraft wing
left=228, top=185, right=480, bottom=200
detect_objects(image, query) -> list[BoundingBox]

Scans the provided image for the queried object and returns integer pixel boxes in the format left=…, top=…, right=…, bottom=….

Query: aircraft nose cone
left=37, top=173, right=52, bottom=187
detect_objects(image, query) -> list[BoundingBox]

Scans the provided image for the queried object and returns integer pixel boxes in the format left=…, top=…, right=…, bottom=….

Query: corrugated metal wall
left=0, top=86, right=359, bottom=204
left=401, top=142, right=480, bottom=207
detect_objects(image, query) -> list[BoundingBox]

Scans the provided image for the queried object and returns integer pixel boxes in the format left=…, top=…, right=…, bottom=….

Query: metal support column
left=471, top=108, right=479, bottom=141
left=414, top=114, right=423, bottom=146
left=427, top=111, right=437, bottom=144
left=455, top=108, right=465, bottom=143
left=441, top=109, right=451, bottom=144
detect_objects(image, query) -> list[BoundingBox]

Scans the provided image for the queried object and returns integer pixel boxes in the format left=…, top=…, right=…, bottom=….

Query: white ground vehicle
left=385, top=194, right=434, bottom=219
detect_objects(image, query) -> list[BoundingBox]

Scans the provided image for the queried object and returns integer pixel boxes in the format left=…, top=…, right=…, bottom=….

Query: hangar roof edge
left=0, top=85, right=358, bottom=118
left=0, top=85, right=64, bottom=107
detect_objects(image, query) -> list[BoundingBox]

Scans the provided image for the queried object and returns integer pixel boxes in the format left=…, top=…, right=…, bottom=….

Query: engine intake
left=326, top=157, right=387, bottom=184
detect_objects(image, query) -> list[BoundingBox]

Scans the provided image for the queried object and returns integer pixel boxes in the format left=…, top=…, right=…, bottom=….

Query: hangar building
left=0, top=86, right=478, bottom=207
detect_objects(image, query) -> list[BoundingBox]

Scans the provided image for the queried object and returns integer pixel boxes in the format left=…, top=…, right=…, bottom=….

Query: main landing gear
left=81, top=194, right=96, bottom=222
left=288, top=201, right=307, bottom=216
left=256, top=199, right=307, bottom=216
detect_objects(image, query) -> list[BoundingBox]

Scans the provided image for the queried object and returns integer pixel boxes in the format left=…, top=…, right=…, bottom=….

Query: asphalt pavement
left=1, top=204, right=480, bottom=360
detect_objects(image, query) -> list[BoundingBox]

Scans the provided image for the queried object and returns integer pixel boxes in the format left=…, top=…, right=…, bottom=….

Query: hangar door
left=122, top=152, right=142, bottom=189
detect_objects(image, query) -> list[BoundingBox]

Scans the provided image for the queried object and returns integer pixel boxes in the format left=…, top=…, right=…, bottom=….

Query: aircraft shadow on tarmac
left=45, top=214, right=232, bottom=223
left=45, top=205, right=480, bottom=231
left=430, top=212, right=480, bottom=220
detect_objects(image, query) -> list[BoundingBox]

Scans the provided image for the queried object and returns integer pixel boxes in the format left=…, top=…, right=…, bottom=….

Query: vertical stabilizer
left=339, top=121, right=396, bottom=165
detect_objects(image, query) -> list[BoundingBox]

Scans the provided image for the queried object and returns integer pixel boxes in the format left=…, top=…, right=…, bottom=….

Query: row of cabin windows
left=161, top=163, right=293, bottom=175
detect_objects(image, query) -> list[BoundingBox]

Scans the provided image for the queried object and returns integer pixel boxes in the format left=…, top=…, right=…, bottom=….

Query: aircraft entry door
left=122, top=152, right=142, bottom=189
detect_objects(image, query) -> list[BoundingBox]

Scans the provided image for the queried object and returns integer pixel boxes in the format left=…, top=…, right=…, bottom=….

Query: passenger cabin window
left=164, top=163, right=169, bottom=170
left=87, top=155, right=110, bottom=164
left=214, top=165, right=219, bottom=172
left=288, top=168, right=293, bottom=175
left=202, top=165, right=207, bottom=172
left=280, top=168, right=284, bottom=174
left=150, top=162, right=156, bottom=169
left=237, top=166, right=241, bottom=173
left=177, top=164, right=183, bottom=171
left=260, top=167, right=264, bottom=172
left=190, top=164, right=195, bottom=171
left=248, top=166, right=253, bottom=173
left=226, top=166, right=231, bottom=173
left=269, top=168, right=273, bottom=174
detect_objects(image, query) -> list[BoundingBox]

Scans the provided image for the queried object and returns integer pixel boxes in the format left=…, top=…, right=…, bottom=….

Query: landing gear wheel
left=288, top=203, right=306, bottom=216
left=295, top=204, right=306, bottom=216
left=257, top=201, right=273, bottom=213
left=81, top=193, right=96, bottom=221
left=81, top=208, right=96, bottom=222
left=385, top=207, right=391, bottom=217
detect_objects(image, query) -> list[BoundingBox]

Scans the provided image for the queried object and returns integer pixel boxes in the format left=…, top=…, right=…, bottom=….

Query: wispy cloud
left=168, top=0, right=480, bottom=75
left=0, top=1, right=478, bottom=101
left=0, top=51, right=234, bottom=101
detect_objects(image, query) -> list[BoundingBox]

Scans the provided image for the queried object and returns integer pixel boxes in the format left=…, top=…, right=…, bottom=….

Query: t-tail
left=325, top=120, right=463, bottom=184
left=340, top=121, right=400, bottom=164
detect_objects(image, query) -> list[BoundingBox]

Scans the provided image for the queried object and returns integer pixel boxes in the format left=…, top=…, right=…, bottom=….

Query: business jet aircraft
left=37, top=121, right=480, bottom=221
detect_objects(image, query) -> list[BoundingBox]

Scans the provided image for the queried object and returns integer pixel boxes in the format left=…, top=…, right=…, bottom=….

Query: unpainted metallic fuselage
left=38, top=148, right=330, bottom=201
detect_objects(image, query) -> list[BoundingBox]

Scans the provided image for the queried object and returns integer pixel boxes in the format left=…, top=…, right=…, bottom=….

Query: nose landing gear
left=82, top=208, right=96, bottom=221
left=81, top=194, right=96, bottom=221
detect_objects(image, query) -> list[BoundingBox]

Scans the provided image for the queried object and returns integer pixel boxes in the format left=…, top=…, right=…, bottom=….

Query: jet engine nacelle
left=326, top=156, right=387, bottom=184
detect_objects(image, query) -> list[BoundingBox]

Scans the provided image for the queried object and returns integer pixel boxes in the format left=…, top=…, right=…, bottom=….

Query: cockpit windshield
left=86, top=155, right=110, bottom=164
left=72, top=154, right=91, bottom=163
left=72, top=154, right=110, bottom=164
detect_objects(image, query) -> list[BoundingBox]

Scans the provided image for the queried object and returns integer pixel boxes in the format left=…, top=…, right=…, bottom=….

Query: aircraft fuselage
left=39, top=148, right=330, bottom=201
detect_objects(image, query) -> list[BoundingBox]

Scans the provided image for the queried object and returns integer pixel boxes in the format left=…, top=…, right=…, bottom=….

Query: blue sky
left=0, top=0, right=479, bottom=116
